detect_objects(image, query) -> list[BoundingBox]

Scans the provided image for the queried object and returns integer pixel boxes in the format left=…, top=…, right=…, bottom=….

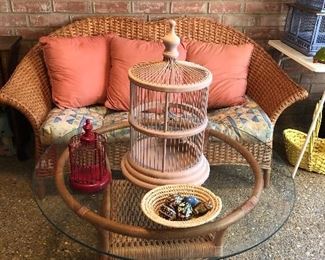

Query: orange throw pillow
left=40, top=34, right=115, bottom=108
left=185, top=40, right=254, bottom=109
left=105, top=37, right=187, bottom=111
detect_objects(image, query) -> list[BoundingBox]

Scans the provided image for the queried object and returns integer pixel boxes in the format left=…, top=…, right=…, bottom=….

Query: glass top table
left=32, top=123, right=295, bottom=259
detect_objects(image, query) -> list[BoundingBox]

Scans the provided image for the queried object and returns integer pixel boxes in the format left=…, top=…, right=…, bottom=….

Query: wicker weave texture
left=284, top=129, right=325, bottom=174
left=283, top=98, right=325, bottom=175
left=0, top=16, right=308, bottom=161
left=107, top=180, right=218, bottom=259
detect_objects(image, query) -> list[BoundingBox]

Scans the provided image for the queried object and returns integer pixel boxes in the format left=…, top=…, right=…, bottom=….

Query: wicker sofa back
left=0, top=16, right=308, bottom=186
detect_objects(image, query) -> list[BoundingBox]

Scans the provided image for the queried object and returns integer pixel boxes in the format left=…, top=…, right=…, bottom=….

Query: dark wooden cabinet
left=0, top=36, right=21, bottom=85
left=0, top=36, right=31, bottom=160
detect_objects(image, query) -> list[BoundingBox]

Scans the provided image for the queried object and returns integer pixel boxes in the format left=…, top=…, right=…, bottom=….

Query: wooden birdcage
left=121, top=20, right=212, bottom=190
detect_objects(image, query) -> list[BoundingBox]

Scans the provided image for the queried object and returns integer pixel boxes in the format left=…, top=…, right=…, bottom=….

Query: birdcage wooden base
left=121, top=152, right=210, bottom=190
left=69, top=168, right=111, bottom=193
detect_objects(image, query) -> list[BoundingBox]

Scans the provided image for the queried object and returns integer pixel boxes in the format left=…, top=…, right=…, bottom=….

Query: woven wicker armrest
left=247, top=47, right=308, bottom=124
left=0, top=45, right=52, bottom=130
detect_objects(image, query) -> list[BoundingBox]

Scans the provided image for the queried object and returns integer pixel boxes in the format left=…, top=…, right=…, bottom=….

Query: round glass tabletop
left=32, top=124, right=295, bottom=259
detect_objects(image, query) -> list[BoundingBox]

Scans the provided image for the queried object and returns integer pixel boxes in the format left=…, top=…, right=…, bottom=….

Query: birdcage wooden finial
left=163, top=20, right=180, bottom=60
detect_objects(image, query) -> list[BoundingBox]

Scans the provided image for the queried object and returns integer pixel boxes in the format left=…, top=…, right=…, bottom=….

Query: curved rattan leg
left=263, top=168, right=271, bottom=188
left=214, top=228, right=226, bottom=257
left=34, top=135, right=43, bottom=161
left=98, top=230, right=110, bottom=260
left=98, top=186, right=111, bottom=260
left=34, top=178, right=46, bottom=200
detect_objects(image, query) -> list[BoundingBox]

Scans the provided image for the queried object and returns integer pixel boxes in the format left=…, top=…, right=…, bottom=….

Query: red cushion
left=185, top=40, right=254, bottom=109
left=40, top=34, right=114, bottom=109
left=105, top=36, right=187, bottom=111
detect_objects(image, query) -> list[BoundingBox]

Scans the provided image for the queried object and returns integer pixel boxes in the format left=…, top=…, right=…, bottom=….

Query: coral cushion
left=105, top=37, right=187, bottom=111
left=40, top=34, right=114, bottom=109
left=185, top=40, right=254, bottom=109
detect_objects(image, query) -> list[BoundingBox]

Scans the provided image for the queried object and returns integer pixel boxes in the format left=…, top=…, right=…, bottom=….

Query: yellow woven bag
left=283, top=103, right=325, bottom=175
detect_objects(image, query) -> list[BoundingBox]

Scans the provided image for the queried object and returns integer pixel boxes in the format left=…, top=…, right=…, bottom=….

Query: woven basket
left=283, top=104, right=325, bottom=174
left=141, top=184, right=222, bottom=228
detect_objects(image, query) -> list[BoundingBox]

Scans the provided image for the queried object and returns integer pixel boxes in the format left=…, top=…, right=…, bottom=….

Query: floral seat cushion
left=40, top=107, right=129, bottom=145
left=40, top=106, right=108, bottom=145
left=40, top=97, right=273, bottom=145
left=208, top=97, right=273, bottom=143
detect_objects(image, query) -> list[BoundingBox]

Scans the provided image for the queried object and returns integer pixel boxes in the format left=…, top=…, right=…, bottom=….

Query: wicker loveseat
left=0, top=17, right=307, bottom=186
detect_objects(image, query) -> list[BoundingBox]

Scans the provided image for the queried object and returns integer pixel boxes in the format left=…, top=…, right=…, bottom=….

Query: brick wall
left=0, top=0, right=292, bottom=43
left=0, top=0, right=323, bottom=100
left=0, top=0, right=291, bottom=45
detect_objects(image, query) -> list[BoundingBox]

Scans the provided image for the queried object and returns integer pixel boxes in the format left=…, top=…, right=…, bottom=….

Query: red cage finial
left=80, top=119, right=96, bottom=143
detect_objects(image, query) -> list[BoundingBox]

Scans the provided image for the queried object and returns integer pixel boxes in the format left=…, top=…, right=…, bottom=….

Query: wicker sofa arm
left=247, top=47, right=308, bottom=124
left=0, top=45, right=52, bottom=130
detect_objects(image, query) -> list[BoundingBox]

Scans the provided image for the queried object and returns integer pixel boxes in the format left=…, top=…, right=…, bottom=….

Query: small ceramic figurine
left=177, top=201, right=193, bottom=220
left=159, top=204, right=177, bottom=220
left=193, top=201, right=213, bottom=216
left=165, top=194, right=183, bottom=208
left=183, top=196, right=200, bottom=207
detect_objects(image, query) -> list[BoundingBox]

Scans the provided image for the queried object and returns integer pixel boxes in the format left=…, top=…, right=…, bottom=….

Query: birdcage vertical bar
left=162, top=92, right=169, bottom=172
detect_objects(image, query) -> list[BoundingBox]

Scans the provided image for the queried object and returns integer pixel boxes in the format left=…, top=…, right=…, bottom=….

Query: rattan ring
left=55, top=123, right=263, bottom=240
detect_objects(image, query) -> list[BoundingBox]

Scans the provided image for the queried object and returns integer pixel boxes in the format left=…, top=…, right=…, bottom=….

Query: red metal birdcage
left=68, top=119, right=111, bottom=193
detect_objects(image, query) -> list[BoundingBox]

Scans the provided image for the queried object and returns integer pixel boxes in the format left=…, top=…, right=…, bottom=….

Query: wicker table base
left=99, top=180, right=221, bottom=259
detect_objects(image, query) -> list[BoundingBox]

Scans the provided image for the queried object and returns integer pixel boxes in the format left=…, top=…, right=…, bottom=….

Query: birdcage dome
left=121, top=20, right=212, bottom=190
left=129, top=60, right=212, bottom=92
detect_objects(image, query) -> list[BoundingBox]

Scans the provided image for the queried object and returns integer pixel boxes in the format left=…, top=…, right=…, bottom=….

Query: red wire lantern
left=68, top=119, right=111, bottom=193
